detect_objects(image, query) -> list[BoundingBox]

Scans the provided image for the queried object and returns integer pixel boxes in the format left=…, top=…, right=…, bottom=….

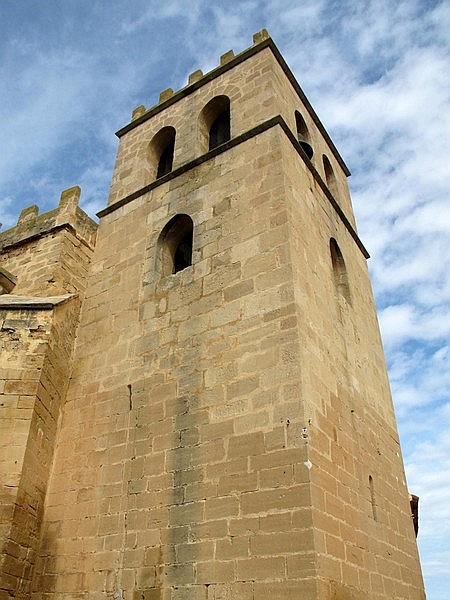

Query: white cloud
left=0, top=196, right=17, bottom=231
left=0, top=49, right=92, bottom=185
left=120, top=0, right=204, bottom=34
left=380, top=304, right=450, bottom=347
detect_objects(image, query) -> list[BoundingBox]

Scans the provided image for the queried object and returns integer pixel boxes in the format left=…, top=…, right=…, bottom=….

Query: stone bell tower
left=11, top=29, right=425, bottom=599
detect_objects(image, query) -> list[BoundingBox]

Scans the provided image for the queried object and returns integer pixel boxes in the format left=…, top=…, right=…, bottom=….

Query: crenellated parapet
left=0, top=185, right=97, bottom=252
left=130, top=29, right=270, bottom=122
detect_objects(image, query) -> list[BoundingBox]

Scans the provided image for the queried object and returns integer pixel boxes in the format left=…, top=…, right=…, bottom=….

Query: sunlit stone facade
left=0, top=30, right=425, bottom=600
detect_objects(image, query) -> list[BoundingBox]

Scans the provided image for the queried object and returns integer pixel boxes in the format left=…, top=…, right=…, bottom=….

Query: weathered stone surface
left=0, top=294, right=74, bottom=309
left=0, top=190, right=96, bottom=599
left=0, top=32, right=425, bottom=600
left=188, top=70, right=203, bottom=85
left=0, top=267, right=17, bottom=294
left=219, top=50, right=235, bottom=66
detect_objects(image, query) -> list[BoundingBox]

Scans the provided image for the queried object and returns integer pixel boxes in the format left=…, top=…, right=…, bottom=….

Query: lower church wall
left=0, top=301, right=81, bottom=599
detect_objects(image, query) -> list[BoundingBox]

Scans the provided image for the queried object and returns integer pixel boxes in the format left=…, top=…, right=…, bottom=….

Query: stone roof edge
left=115, top=37, right=351, bottom=177
left=0, top=222, right=94, bottom=253
left=0, top=293, right=76, bottom=310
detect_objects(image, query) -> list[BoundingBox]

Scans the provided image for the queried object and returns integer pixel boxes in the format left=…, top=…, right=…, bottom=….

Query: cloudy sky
left=1, top=0, right=449, bottom=597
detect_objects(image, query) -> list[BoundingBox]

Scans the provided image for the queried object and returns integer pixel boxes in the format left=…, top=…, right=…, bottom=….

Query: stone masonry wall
left=31, top=110, right=425, bottom=599
left=31, top=126, right=323, bottom=599
left=0, top=308, right=53, bottom=599
left=108, top=47, right=278, bottom=206
left=0, top=33, right=424, bottom=600
left=280, top=132, right=425, bottom=598
left=0, top=189, right=96, bottom=298
left=269, top=56, right=356, bottom=229
left=0, top=302, right=83, bottom=599
left=0, top=189, right=97, bottom=599
left=107, top=44, right=352, bottom=222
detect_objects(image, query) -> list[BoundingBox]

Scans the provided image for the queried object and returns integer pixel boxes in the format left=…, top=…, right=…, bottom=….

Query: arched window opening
left=369, top=475, right=377, bottom=521
left=295, top=110, right=313, bottom=160
left=198, top=95, right=231, bottom=153
left=148, top=126, right=176, bottom=181
left=157, top=138, right=175, bottom=179
left=323, top=154, right=339, bottom=198
left=410, top=494, right=419, bottom=537
left=209, top=109, right=231, bottom=150
left=330, top=238, right=351, bottom=304
left=158, top=214, right=193, bottom=276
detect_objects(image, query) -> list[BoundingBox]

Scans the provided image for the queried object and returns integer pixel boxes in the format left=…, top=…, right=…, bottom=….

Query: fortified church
left=0, top=30, right=426, bottom=599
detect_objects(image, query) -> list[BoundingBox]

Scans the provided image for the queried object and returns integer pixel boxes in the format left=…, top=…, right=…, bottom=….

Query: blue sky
left=1, top=1, right=449, bottom=597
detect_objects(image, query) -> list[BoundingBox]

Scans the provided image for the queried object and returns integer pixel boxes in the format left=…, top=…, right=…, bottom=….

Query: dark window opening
left=157, top=138, right=175, bottom=178
left=199, top=95, right=231, bottom=154
left=148, top=126, right=176, bottom=182
left=173, top=233, right=193, bottom=274
left=410, top=494, right=419, bottom=537
left=295, top=110, right=313, bottom=160
left=158, top=214, right=193, bottom=276
left=209, top=107, right=231, bottom=150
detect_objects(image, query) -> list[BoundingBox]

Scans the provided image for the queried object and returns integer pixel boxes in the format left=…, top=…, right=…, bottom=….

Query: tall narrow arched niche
left=148, top=126, right=176, bottom=181
left=369, top=475, right=377, bottom=521
left=330, top=238, right=351, bottom=304
left=198, top=95, right=231, bottom=153
left=323, top=154, right=339, bottom=199
left=157, top=214, right=194, bottom=276
left=295, top=110, right=313, bottom=159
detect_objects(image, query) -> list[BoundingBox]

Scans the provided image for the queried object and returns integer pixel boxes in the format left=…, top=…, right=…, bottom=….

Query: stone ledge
left=0, top=293, right=75, bottom=310
left=99, top=116, right=369, bottom=259
left=115, top=36, right=350, bottom=178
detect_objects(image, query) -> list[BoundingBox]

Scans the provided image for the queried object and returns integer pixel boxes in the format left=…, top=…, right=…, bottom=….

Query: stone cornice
left=99, top=116, right=369, bottom=259
left=0, top=293, right=75, bottom=310
left=115, top=37, right=350, bottom=178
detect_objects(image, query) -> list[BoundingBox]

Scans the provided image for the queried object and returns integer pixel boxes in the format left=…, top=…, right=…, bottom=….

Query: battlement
left=0, top=185, right=98, bottom=252
left=129, top=29, right=270, bottom=125
left=109, top=26, right=356, bottom=232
